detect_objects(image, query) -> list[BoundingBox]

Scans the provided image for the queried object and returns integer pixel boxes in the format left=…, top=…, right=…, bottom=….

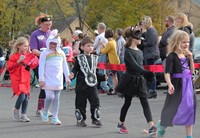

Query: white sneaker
left=35, top=84, right=40, bottom=88
left=41, top=111, right=49, bottom=122
left=51, top=117, right=61, bottom=125
left=48, top=111, right=53, bottom=117
left=36, top=110, right=42, bottom=117
left=12, top=108, right=20, bottom=121
left=21, top=114, right=30, bottom=122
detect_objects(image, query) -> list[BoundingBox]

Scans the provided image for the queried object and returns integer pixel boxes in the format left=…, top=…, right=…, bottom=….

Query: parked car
left=192, top=37, right=200, bottom=80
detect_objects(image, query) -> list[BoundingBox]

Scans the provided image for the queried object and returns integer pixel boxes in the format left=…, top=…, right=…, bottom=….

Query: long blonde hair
left=167, top=30, right=189, bottom=54
left=141, top=16, right=153, bottom=29
left=175, top=13, right=189, bottom=28
left=11, top=37, right=29, bottom=55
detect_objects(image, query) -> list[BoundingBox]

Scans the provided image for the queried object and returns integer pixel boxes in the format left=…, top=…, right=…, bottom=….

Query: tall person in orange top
left=30, top=13, right=52, bottom=117
left=8, top=37, right=39, bottom=122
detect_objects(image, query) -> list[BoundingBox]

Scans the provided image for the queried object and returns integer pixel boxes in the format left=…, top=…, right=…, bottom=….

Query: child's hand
left=185, top=49, right=193, bottom=59
left=39, top=81, right=45, bottom=87
left=168, top=84, right=175, bottom=95
left=17, top=55, right=26, bottom=63
left=69, top=73, right=74, bottom=79
left=65, top=77, right=71, bottom=86
left=105, top=74, right=108, bottom=81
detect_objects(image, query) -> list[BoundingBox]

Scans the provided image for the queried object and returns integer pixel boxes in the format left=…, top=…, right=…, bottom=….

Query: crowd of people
left=0, top=12, right=196, bottom=138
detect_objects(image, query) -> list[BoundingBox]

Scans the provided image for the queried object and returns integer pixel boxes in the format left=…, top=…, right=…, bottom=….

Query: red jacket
left=7, top=53, right=39, bottom=97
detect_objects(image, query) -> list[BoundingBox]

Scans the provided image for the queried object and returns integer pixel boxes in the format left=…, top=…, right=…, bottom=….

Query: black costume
left=116, top=47, right=154, bottom=123
left=116, top=47, right=152, bottom=97
left=71, top=54, right=105, bottom=122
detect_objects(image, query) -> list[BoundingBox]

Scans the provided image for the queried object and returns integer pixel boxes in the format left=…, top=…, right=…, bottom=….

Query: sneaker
left=20, top=114, right=30, bottom=122
left=92, top=120, right=103, bottom=127
left=35, top=84, right=40, bottom=88
left=148, top=92, right=157, bottom=99
left=107, top=88, right=114, bottom=95
left=41, top=111, right=49, bottom=122
left=48, top=111, right=53, bottom=117
left=117, top=123, right=128, bottom=134
left=148, top=126, right=157, bottom=136
left=12, top=108, right=20, bottom=121
left=51, top=117, right=61, bottom=125
left=107, top=91, right=113, bottom=95
left=117, top=92, right=124, bottom=99
left=157, top=120, right=165, bottom=137
left=76, top=120, right=87, bottom=127
left=36, top=110, right=42, bottom=117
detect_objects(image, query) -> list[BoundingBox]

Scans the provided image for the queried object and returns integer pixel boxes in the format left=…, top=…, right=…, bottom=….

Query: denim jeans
left=117, top=57, right=125, bottom=82
left=144, top=58, right=157, bottom=92
left=98, top=54, right=111, bottom=91
left=15, top=93, right=28, bottom=114
left=0, top=60, right=4, bottom=69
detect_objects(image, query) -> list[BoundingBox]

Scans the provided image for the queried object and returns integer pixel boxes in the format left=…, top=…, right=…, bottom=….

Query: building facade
left=169, top=0, right=200, bottom=31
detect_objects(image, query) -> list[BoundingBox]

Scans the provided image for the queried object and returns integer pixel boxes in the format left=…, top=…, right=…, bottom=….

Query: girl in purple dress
left=157, top=30, right=196, bottom=138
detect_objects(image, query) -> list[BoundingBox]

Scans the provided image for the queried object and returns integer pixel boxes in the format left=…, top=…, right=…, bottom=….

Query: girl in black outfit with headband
left=116, top=26, right=157, bottom=136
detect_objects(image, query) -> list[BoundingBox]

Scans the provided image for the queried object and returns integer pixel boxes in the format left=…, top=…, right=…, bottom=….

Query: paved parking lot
left=0, top=85, right=200, bottom=138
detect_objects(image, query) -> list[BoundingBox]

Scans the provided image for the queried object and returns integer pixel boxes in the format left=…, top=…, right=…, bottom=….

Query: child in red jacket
left=7, top=37, right=39, bottom=122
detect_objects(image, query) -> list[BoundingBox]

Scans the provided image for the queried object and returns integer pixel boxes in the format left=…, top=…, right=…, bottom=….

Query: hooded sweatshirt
left=39, top=29, right=70, bottom=90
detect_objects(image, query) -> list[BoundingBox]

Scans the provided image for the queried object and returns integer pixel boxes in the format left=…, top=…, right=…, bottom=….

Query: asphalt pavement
left=0, top=83, right=200, bottom=138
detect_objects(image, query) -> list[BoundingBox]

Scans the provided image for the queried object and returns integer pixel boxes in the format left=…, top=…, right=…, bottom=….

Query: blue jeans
left=117, top=57, right=125, bottom=82
left=15, top=93, right=28, bottom=114
left=0, top=60, right=4, bottom=69
left=98, top=54, right=111, bottom=91
left=144, top=58, right=157, bottom=92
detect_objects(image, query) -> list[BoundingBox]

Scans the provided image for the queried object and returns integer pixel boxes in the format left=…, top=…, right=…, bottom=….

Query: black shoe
left=76, top=120, right=87, bottom=127
left=109, top=88, right=113, bottom=93
left=92, top=120, right=103, bottom=127
left=148, top=92, right=157, bottom=99
left=163, top=91, right=168, bottom=94
left=107, top=91, right=113, bottom=95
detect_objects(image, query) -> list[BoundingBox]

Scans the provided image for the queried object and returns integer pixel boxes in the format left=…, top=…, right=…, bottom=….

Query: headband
left=40, top=16, right=52, bottom=22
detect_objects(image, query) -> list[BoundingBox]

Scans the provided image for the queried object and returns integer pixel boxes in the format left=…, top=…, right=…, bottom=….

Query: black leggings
left=120, top=95, right=153, bottom=123
left=33, top=67, right=45, bottom=99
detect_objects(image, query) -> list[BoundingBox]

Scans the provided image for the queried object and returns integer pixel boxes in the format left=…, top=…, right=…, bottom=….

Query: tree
left=0, top=0, right=74, bottom=47
left=86, top=0, right=174, bottom=34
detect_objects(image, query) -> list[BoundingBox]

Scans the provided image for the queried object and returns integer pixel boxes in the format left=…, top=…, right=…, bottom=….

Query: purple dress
left=172, top=58, right=195, bottom=125
left=160, top=53, right=196, bottom=127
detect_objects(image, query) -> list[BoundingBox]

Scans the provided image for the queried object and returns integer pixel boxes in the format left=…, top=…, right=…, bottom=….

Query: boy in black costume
left=69, top=36, right=108, bottom=127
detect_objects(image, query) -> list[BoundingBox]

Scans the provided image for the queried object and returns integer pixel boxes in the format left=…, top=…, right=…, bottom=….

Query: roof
left=52, top=16, right=77, bottom=32
left=192, top=0, right=200, bottom=7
